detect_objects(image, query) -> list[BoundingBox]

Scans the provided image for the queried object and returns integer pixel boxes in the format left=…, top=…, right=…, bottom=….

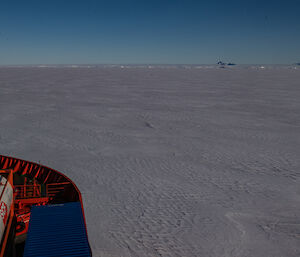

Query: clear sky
left=0, top=0, right=299, bottom=65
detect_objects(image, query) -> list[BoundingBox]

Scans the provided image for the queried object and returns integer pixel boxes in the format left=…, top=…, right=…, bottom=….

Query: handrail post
left=24, top=177, right=27, bottom=198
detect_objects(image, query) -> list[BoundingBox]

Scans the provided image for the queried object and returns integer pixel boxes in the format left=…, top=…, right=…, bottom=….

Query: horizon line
left=0, top=63, right=299, bottom=67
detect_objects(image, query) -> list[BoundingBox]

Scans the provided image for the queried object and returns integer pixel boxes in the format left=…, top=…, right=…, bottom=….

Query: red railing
left=14, top=182, right=71, bottom=200
left=46, top=182, right=71, bottom=198
left=15, top=185, right=42, bottom=199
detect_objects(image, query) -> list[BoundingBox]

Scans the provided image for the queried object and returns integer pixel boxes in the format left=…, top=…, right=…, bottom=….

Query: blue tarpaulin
left=23, top=202, right=92, bottom=257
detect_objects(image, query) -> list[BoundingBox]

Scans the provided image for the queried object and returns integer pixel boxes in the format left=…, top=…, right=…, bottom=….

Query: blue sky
left=0, top=0, right=299, bottom=64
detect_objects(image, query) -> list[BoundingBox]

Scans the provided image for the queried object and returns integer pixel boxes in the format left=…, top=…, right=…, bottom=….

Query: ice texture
left=0, top=66, right=299, bottom=257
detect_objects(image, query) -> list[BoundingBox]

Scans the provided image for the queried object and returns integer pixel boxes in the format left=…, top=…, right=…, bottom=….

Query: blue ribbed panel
left=23, top=202, right=91, bottom=257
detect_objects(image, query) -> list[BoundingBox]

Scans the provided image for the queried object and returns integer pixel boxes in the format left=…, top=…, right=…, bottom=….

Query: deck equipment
left=0, top=155, right=91, bottom=257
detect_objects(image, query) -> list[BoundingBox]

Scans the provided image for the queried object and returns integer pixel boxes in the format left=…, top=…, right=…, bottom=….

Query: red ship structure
left=0, top=155, right=91, bottom=257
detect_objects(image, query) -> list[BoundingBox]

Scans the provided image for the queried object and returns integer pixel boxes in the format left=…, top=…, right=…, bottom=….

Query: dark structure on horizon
left=217, top=61, right=236, bottom=66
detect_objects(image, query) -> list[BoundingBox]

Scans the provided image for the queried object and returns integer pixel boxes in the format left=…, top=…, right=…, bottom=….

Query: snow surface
left=0, top=66, right=299, bottom=257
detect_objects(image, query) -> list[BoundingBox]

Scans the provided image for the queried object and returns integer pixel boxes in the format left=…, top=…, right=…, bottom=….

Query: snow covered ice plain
left=0, top=66, right=299, bottom=257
